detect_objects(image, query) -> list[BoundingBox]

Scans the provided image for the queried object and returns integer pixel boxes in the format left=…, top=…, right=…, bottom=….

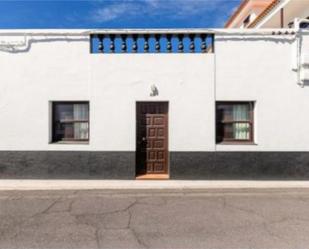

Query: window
left=299, top=17, right=309, bottom=28
left=52, top=102, right=89, bottom=143
left=216, top=102, right=254, bottom=144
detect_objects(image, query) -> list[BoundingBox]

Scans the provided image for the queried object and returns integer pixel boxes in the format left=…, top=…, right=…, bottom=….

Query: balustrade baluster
left=144, top=35, right=149, bottom=53
left=132, top=34, right=138, bottom=53
left=155, top=34, right=160, bottom=53
left=98, top=35, right=104, bottom=53
left=167, top=34, right=172, bottom=53
left=189, top=34, right=195, bottom=53
left=201, top=34, right=207, bottom=53
left=178, top=34, right=184, bottom=53
left=121, top=34, right=127, bottom=53
left=110, top=35, right=115, bottom=53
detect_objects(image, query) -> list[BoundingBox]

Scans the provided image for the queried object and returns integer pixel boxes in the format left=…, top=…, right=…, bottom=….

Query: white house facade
left=0, top=25, right=309, bottom=179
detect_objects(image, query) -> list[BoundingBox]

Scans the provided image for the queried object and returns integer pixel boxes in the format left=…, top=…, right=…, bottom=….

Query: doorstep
left=136, top=174, right=169, bottom=180
left=1, top=180, right=309, bottom=191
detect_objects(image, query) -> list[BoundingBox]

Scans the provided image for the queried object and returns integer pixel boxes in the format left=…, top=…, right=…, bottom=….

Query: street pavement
left=1, top=189, right=309, bottom=249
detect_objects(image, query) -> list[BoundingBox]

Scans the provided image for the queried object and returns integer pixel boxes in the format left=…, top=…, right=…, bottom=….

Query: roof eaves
left=224, top=0, right=250, bottom=28
left=248, top=0, right=280, bottom=28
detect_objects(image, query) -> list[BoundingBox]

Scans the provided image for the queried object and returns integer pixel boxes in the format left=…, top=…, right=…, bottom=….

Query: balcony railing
left=90, top=31, right=214, bottom=54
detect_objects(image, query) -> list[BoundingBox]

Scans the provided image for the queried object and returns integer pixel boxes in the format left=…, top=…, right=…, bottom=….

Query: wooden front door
left=136, top=102, right=168, bottom=175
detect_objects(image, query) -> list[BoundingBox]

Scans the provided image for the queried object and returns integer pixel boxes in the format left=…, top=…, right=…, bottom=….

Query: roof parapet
left=0, top=28, right=301, bottom=36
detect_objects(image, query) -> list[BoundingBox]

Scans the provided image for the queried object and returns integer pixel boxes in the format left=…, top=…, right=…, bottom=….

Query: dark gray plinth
left=170, top=152, right=309, bottom=180
left=0, top=151, right=135, bottom=179
left=1, top=151, right=309, bottom=180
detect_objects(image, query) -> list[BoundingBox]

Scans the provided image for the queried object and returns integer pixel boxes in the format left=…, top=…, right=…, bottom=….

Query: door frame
left=135, top=101, right=169, bottom=177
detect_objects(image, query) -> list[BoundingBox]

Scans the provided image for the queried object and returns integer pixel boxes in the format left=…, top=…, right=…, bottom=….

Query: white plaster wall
left=0, top=35, right=215, bottom=151
left=215, top=34, right=309, bottom=151
left=1, top=30, right=309, bottom=152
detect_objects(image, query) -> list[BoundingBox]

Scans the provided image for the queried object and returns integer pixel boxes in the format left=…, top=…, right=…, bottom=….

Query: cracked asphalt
left=1, top=189, right=309, bottom=249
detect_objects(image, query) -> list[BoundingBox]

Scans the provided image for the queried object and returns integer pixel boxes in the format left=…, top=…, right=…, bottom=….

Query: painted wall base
left=1, top=151, right=309, bottom=180
left=0, top=151, right=135, bottom=179
left=170, top=152, right=309, bottom=180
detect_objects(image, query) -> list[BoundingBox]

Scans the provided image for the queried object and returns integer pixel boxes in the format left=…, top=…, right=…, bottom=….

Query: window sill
left=217, top=142, right=257, bottom=145
left=50, top=141, right=89, bottom=145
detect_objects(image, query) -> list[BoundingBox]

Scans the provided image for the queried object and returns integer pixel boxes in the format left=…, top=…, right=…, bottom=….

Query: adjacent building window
left=216, top=102, right=254, bottom=143
left=52, top=102, right=89, bottom=143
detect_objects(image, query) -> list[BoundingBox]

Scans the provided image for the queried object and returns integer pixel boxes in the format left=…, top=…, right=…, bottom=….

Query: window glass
left=53, top=102, right=89, bottom=142
left=74, top=123, right=89, bottom=140
left=74, top=104, right=89, bottom=120
left=216, top=102, right=253, bottom=143
left=55, top=104, right=73, bottom=121
left=232, top=123, right=250, bottom=140
left=233, top=105, right=249, bottom=121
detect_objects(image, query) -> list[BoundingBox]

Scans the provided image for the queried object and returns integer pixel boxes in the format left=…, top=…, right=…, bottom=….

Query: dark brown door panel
left=136, top=102, right=168, bottom=175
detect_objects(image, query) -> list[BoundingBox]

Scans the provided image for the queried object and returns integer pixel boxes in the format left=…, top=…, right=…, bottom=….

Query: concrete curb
left=1, top=180, right=309, bottom=191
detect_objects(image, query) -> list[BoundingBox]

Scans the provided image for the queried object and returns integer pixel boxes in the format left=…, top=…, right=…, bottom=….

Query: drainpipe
left=280, top=8, right=284, bottom=28
left=294, top=18, right=309, bottom=87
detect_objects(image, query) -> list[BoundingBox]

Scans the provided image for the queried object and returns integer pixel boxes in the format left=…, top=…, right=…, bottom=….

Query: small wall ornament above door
left=150, top=84, right=159, bottom=97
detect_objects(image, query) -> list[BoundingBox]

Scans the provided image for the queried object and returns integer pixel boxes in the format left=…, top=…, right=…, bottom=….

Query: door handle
left=142, top=137, right=146, bottom=141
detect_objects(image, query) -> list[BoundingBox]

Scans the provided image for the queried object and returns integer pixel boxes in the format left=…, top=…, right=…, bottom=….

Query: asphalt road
left=1, top=189, right=309, bottom=249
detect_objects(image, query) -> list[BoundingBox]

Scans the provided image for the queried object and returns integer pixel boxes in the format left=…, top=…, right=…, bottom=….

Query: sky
left=0, top=0, right=242, bottom=29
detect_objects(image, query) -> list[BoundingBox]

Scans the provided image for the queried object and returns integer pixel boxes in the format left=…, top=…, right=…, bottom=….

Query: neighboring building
left=225, top=0, right=309, bottom=28
left=225, top=0, right=273, bottom=28
left=0, top=27, right=309, bottom=180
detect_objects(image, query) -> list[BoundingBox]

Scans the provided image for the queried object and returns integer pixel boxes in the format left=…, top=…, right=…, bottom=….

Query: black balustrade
left=110, top=34, right=115, bottom=53
left=155, top=34, right=160, bottom=53
left=201, top=34, right=207, bottom=53
left=166, top=34, right=172, bottom=53
left=189, top=34, right=195, bottom=53
left=178, top=34, right=184, bottom=53
left=144, top=35, right=149, bottom=53
left=132, top=34, right=138, bottom=53
left=98, top=35, right=104, bottom=53
left=90, top=33, right=214, bottom=54
left=121, top=34, right=127, bottom=53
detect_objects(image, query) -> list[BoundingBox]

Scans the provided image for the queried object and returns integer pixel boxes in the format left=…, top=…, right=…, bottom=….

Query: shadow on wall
left=301, top=80, right=309, bottom=87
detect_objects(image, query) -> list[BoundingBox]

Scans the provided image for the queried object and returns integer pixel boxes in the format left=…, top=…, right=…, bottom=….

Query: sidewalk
left=1, top=179, right=309, bottom=191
